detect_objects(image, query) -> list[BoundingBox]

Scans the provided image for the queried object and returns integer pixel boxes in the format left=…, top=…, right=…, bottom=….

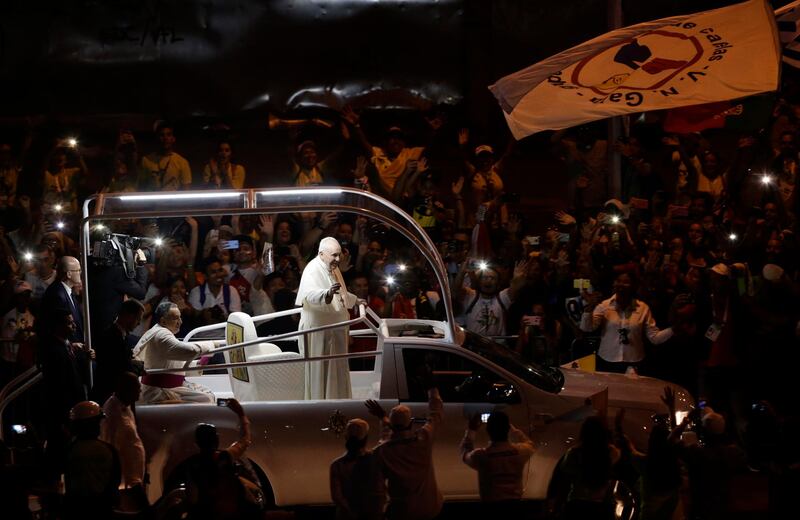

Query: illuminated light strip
left=258, top=188, right=343, bottom=196
left=118, top=192, right=243, bottom=201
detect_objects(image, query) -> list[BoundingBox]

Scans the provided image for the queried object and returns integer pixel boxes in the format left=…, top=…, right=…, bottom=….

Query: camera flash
left=54, top=203, right=63, bottom=212
left=67, top=138, right=78, bottom=148
left=478, top=261, right=488, bottom=271
left=56, top=221, right=65, bottom=230
left=24, top=252, right=33, bottom=261
left=610, top=215, right=621, bottom=224
left=94, top=224, right=105, bottom=231
left=728, top=233, right=737, bottom=241
left=398, top=264, right=407, bottom=272
left=761, top=174, right=773, bottom=185
left=386, top=275, right=395, bottom=286
left=154, top=237, right=164, bottom=247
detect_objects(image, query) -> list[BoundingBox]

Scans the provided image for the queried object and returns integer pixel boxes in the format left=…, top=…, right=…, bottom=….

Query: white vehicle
left=77, top=188, right=693, bottom=507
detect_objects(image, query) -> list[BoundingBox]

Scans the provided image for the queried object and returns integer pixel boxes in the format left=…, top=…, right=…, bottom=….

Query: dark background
left=0, top=0, right=793, bottom=218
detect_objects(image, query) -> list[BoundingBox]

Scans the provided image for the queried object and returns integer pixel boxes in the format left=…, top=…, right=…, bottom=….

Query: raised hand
left=318, top=212, right=338, bottom=229
left=341, top=105, right=360, bottom=126
left=339, top=121, right=351, bottom=140
left=451, top=176, right=464, bottom=196
left=554, top=210, right=577, bottom=226
left=364, top=399, right=386, bottom=419
left=458, top=128, right=469, bottom=147
left=354, top=156, right=368, bottom=179
left=226, top=398, right=245, bottom=417
left=259, top=214, right=274, bottom=236
left=513, top=259, right=529, bottom=279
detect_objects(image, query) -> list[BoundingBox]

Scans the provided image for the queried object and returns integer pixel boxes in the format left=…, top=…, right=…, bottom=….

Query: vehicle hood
left=558, top=368, right=694, bottom=413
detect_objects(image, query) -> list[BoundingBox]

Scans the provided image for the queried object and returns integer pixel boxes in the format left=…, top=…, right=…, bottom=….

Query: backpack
left=199, top=283, right=231, bottom=312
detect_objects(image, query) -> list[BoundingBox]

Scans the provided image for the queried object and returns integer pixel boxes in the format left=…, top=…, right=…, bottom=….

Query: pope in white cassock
left=296, top=237, right=357, bottom=400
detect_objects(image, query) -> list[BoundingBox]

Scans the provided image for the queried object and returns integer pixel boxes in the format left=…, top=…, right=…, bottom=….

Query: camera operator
left=88, top=235, right=149, bottom=341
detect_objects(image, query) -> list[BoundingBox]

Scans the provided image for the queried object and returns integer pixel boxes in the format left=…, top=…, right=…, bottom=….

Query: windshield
left=461, top=330, right=564, bottom=394
left=81, top=187, right=456, bottom=345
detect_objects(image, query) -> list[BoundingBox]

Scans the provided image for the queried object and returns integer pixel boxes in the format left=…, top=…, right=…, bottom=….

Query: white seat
left=247, top=351, right=305, bottom=401
left=224, top=312, right=305, bottom=402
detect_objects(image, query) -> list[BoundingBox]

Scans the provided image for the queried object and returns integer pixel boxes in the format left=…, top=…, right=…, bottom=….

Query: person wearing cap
left=133, top=301, right=219, bottom=404
left=291, top=140, right=326, bottom=187
left=202, top=140, right=246, bottom=189
left=460, top=411, right=535, bottom=514
left=365, top=374, right=443, bottom=520
left=284, top=115, right=351, bottom=187
left=457, top=128, right=512, bottom=205
left=330, top=418, right=386, bottom=520
left=341, top=106, right=426, bottom=200
left=296, top=237, right=358, bottom=399
left=64, top=400, right=121, bottom=519
left=140, top=121, right=192, bottom=191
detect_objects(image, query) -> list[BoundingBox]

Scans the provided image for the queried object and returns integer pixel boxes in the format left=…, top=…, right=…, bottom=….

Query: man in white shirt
left=133, top=302, right=218, bottom=403
left=454, top=260, right=527, bottom=339
left=101, top=372, right=146, bottom=492
left=188, top=257, right=242, bottom=326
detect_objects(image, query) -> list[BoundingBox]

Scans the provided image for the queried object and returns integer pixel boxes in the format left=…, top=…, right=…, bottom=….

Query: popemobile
left=3, top=187, right=693, bottom=515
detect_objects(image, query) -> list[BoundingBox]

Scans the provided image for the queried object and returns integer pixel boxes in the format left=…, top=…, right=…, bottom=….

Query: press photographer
left=87, top=232, right=150, bottom=339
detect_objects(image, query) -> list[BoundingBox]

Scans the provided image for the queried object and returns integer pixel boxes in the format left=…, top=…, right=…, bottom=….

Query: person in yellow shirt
left=202, top=140, right=246, bottom=189
left=342, top=106, right=440, bottom=202
left=140, top=122, right=192, bottom=191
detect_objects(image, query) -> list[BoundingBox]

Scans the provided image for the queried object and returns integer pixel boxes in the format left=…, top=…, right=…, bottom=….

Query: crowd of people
left=2, top=81, right=800, bottom=517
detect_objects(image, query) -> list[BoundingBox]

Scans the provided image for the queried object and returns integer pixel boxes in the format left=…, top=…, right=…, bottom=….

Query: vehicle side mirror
left=487, top=381, right=520, bottom=404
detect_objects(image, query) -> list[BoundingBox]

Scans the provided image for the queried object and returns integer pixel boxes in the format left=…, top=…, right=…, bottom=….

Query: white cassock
left=133, top=324, right=217, bottom=404
left=295, top=256, right=357, bottom=399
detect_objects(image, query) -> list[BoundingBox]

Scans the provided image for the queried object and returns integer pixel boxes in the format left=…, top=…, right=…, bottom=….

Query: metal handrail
left=0, top=371, right=43, bottom=441
left=180, top=304, right=379, bottom=369
left=149, top=350, right=382, bottom=375
left=0, top=365, right=39, bottom=404
left=183, top=308, right=303, bottom=343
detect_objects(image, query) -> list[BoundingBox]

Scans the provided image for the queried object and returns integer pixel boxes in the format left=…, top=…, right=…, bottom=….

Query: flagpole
left=608, top=0, right=623, bottom=200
